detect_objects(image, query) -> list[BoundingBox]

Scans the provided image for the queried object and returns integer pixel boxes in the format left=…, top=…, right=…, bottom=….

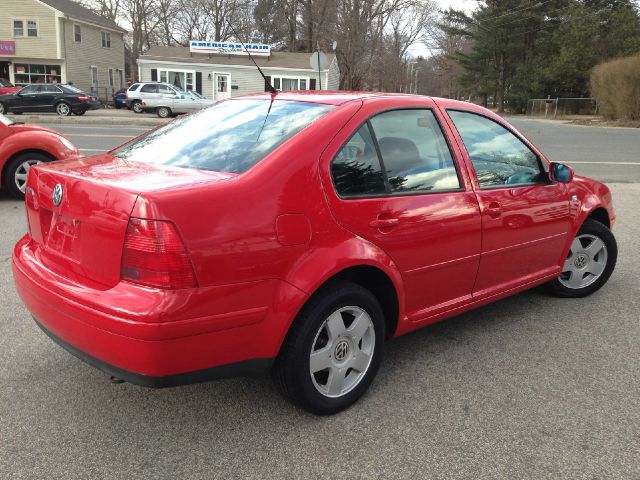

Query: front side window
left=27, top=20, right=38, bottom=37
left=112, top=99, right=334, bottom=174
left=448, top=110, right=545, bottom=188
left=13, top=20, right=24, bottom=37
left=331, top=109, right=461, bottom=197
left=101, top=31, right=111, bottom=48
left=158, top=84, right=176, bottom=94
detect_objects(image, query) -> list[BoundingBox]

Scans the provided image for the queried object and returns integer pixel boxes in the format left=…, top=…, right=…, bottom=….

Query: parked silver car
left=141, top=90, right=215, bottom=118
left=125, top=82, right=183, bottom=113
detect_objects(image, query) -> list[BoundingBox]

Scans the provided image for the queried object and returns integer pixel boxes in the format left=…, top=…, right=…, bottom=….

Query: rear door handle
left=484, top=202, right=502, bottom=218
left=369, top=218, right=399, bottom=229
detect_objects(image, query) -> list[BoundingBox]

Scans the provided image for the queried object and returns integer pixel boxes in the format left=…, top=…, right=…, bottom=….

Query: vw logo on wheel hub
left=334, top=340, right=350, bottom=362
left=574, top=253, right=589, bottom=269
left=52, top=183, right=63, bottom=207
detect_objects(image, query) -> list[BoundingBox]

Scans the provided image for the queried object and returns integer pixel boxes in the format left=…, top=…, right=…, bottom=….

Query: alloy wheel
left=14, top=159, right=43, bottom=194
left=309, top=306, right=375, bottom=398
left=56, top=103, right=70, bottom=116
left=559, top=234, right=608, bottom=289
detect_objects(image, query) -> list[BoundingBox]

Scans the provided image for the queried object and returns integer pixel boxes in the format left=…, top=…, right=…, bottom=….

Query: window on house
left=117, top=69, right=124, bottom=88
left=13, top=20, right=24, bottom=37
left=91, top=66, right=98, bottom=86
left=13, top=64, right=61, bottom=86
left=27, top=20, right=38, bottom=37
left=101, top=32, right=111, bottom=48
left=158, top=70, right=194, bottom=90
left=271, top=77, right=311, bottom=91
left=109, top=69, right=114, bottom=88
left=74, top=24, right=82, bottom=42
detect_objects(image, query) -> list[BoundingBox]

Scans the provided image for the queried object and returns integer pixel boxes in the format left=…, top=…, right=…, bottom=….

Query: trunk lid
left=26, top=154, right=235, bottom=287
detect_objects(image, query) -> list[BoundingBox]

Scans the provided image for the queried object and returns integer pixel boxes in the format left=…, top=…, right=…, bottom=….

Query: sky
left=406, top=0, right=475, bottom=58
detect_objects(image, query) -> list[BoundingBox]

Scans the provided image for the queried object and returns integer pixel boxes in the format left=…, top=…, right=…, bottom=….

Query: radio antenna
left=226, top=23, right=277, bottom=95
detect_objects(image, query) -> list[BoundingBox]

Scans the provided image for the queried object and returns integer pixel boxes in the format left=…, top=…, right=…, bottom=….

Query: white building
left=137, top=42, right=340, bottom=101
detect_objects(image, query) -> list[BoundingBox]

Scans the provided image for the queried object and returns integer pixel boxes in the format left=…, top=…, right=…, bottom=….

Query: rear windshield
left=112, top=99, right=334, bottom=174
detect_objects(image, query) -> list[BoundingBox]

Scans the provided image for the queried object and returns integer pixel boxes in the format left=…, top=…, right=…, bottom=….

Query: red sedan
left=13, top=93, right=617, bottom=414
left=1, top=113, right=78, bottom=198
left=0, top=78, right=19, bottom=96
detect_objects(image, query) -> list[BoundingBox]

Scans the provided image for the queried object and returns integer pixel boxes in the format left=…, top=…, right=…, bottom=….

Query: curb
left=7, top=113, right=168, bottom=127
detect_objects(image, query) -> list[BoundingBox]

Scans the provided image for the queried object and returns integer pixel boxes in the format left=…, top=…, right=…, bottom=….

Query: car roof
left=232, top=91, right=488, bottom=111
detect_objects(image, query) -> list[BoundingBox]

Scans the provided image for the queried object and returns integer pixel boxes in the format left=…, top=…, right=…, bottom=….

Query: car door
left=37, top=84, right=61, bottom=111
left=14, top=84, right=39, bottom=111
left=443, top=107, right=573, bottom=299
left=321, top=99, right=482, bottom=322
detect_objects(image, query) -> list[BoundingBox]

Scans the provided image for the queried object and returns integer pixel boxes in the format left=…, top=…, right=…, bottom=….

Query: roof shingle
left=39, top=0, right=126, bottom=32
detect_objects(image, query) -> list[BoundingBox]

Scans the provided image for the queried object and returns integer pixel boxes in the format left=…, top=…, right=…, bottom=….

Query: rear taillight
left=125, top=90, right=128, bottom=99
left=121, top=218, right=197, bottom=289
left=77, top=95, right=90, bottom=101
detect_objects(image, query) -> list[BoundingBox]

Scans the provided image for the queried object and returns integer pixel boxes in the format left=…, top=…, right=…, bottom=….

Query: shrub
left=591, top=54, right=640, bottom=120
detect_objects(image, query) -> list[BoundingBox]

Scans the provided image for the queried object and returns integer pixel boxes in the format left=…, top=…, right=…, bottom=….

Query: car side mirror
left=549, top=162, right=574, bottom=183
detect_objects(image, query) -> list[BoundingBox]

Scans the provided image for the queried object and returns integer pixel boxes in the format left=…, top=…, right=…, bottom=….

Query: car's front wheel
left=273, top=280, right=385, bottom=415
left=157, top=106, right=172, bottom=118
left=55, top=102, right=72, bottom=116
left=131, top=101, right=143, bottom=114
left=3, top=152, right=51, bottom=199
left=548, top=218, right=617, bottom=297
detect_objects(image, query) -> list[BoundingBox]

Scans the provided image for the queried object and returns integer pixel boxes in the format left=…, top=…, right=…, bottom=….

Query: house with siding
left=0, top=0, right=126, bottom=99
left=138, top=44, right=340, bottom=101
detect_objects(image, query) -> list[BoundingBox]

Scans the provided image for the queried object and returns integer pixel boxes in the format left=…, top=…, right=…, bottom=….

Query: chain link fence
left=526, top=98, right=598, bottom=118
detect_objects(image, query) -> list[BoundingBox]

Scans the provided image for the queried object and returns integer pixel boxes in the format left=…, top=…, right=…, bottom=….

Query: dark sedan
left=0, top=84, right=101, bottom=116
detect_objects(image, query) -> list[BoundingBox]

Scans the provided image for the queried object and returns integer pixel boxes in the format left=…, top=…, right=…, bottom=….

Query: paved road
left=507, top=117, right=640, bottom=183
left=1, top=120, right=639, bottom=479
left=36, top=116, right=640, bottom=184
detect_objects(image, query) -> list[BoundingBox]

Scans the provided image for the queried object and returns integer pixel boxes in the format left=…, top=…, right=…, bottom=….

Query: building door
left=214, top=73, right=231, bottom=101
left=0, top=62, right=10, bottom=81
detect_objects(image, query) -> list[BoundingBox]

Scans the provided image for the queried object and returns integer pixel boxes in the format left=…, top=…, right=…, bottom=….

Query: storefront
left=137, top=41, right=340, bottom=101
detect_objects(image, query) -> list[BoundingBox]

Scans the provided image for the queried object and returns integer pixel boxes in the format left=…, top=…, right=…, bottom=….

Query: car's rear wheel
left=0, top=102, right=6, bottom=114
left=548, top=218, right=617, bottom=297
left=157, top=106, right=172, bottom=118
left=56, top=102, right=72, bottom=116
left=273, top=280, right=385, bottom=415
left=3, top=152, right=51, bottom=199
left=131, top=101, right=143, bottom=114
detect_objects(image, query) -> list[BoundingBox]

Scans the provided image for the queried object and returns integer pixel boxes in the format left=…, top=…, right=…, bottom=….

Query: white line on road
left=568, top=161, right=640, bottom=165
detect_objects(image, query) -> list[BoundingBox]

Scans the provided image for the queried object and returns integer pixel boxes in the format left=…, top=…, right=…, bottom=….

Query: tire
left=273, top=280, right=385, bottom=415
left=157, top=106, right=171, bottom=118
left=0, top=102, right=6, bottom=115
left=547, top=218, right=617, bottom=297
left=74, top=110, right=86, bottom=116
left=2, top=152, right=52, bottom=199
left=131, top=101, right=143, bottom=114
left=55, top=102, right=72, bottom=116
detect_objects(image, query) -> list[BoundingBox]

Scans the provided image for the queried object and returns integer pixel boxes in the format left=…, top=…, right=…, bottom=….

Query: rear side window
left=448, top=110, right=544, bottom=188
left=140, top=84, right=157, bottom=93
left=331, top=109, right=460, bottom=197
left=128, top=83, right=141, bottom=92
left=112, top=99, right=334, bottom=174
left=331, top=124, right=386, bottom=196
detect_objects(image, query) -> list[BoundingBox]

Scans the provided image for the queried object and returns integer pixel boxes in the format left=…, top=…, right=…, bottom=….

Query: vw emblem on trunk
left=52, top=183, right=64, bottom=207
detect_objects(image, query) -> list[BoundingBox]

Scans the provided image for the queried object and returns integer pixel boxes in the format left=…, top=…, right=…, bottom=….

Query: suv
left=125, top=82, right=183, bottom=113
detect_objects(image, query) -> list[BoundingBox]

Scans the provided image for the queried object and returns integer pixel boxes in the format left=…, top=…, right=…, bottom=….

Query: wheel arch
left=585, top=206, right=610, bottom=229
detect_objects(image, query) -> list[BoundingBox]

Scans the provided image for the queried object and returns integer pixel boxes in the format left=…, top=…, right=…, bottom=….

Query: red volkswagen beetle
left=12, top=93, right=617, bottom=414
left=1, top=113, right=78, bottom=198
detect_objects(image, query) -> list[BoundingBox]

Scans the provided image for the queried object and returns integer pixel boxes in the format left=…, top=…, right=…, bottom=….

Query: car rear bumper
left=13, top=235, right=304, bottom=382
left=81, top=101, right=101, bottom=111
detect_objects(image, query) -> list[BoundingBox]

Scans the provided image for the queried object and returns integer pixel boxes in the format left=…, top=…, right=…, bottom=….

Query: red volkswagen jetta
left=13, top=92, right=617, bottom=414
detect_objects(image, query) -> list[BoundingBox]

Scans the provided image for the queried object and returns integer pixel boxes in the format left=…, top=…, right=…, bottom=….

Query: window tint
left=19, top=85, right=37, bottom=94
left=332, top=124, right=386, bottom=196
left=112, top=100, right=334, bottom=174
left=369, top=109, right=460, bottom=193
left=140, top=84, right=157, bottom=93
left=129, top=83, right=141, bottom=92
left=448, top=110, right=544, bottom=188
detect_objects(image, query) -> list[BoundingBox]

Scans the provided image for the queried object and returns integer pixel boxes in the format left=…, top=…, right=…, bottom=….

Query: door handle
left=484, top=202, right=502, bottom=218
left=369, top=217, right=399, bottom=229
